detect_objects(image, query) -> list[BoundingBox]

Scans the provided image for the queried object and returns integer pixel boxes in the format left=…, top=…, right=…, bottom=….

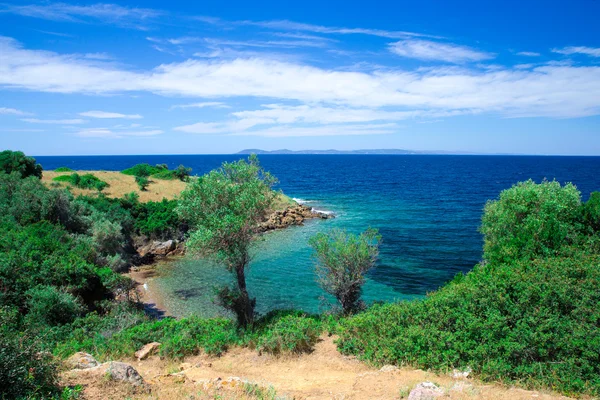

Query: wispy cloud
left=0, top=107, right=31, bottom=116
left=75, top=128, right=163, bottom=138
left=170, top=102, right=230, bottom=110
left=2, top=37, right=600, bottom=119
left=552, top=46, right=600, bottom=57
left=389, top=39, right=494, bottom=63
left=517, top=51, right=541, bottom=57
left=22, top=118, right=86, bottom=124
left=79, top=110, right=142, bottom=119
left=0, top=2, right=162, bottom=29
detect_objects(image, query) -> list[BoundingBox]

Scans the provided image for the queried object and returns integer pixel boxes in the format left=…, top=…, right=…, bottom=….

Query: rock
left=379, top=365, right=399, bottom=372
left=408, top=382, right=444, bottom=400
left=135, top=342, right=161, bottom=360
left=258, top=204, right=334, bottom=232
left=65, top=352, right=99, bottom=369
left=452, top=366, right=472, bottom=379
left=152, top=240, right=176, bottom=256
left=106, top=361, right=145, bottom=387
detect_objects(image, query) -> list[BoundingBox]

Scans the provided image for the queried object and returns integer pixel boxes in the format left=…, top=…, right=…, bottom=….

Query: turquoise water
left=37, top=155, right=600, bottom=317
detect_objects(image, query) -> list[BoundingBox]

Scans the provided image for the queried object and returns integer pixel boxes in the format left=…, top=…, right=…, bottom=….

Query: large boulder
left=408, top=382, right=444, bottom=400
left=65, top=352, right=99, bottom=369
left=106, top=361, right=145, bottom=387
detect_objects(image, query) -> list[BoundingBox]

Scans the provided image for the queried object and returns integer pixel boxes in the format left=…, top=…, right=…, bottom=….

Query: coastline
left=127, top=263, right=175, bottom=319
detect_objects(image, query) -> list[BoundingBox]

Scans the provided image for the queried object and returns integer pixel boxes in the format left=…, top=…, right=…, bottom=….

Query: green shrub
left=130, top=198, right=181, bottom=239
left=0, top=309, right=60, bottom=399
left=122, top=163, right=164, bottom=177
left=582, top=192, right=600, bottom=233
left=53, top=173, right=108, bottom=191
left=25, top=286, right=85, bottom=327
left=55, top=167, right=74, bottom=172
left=152, top=169, right=177, bottom=180
left=255, top=314, right=322, bottom=355
left=0, top=150, right=42, bottom=179
left=135, top=176, right=150, bottom=191
left=480, top=179, right=582, bottom=264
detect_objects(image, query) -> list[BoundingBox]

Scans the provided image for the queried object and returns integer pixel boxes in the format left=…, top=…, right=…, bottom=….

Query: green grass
left=52, top=173, right=108, bottom=191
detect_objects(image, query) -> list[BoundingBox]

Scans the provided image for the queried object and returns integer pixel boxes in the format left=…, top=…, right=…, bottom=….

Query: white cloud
left=22, top=118, right=86, bottom=124
left=2, top=37, right=600, bottom=118
left=75, top=128, right=163, bottom=138
left=0, top=3, right=161, bottom=27
left=0, top=107, right=31, bottom=116
left=79, top=111, right=142, bottom=119
left=517, top=51, right=541, bottom=57
left=170, top=102, right=230, bottom=110
left=389, top=39, right=494, bottom=63
left=552, top=46, right=600, bottom=57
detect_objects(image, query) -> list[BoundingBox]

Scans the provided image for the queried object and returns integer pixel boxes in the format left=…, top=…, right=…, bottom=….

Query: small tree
left=177, top=155, right=277, bottom=326
left=135, top=176, right=150, bottom=191
left=0, top=150, right=42, bottom=179
left=174, top=164, right=192, bottom=181
left=309, top=229, right=381, bottom=315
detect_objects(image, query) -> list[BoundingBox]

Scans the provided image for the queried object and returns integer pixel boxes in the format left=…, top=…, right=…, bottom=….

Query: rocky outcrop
left=65, top=352, right=99, bottom=369
left=258, top=204, right=334, bottom=232
left=134, top=238, right=185, bottom=264
left=134, top=342, right=161, bottom=360
left=408, top=382, right=444, bottom=400
left=106, top=361, right=146, bottom=387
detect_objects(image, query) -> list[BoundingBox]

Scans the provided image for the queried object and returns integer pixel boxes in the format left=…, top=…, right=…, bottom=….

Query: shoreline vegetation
left=2, top=149, right=600, bottom=399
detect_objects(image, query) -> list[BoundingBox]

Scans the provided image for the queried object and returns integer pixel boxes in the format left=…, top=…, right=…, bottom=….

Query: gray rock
left=408, top=382, right=444, bottom=400
left=65, top=352, right=99, bottom=369
left=106, top=361, right=145, bottom=387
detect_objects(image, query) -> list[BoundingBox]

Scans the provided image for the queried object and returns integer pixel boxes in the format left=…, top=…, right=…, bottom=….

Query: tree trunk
left=235, top=265, right=255, bottom=327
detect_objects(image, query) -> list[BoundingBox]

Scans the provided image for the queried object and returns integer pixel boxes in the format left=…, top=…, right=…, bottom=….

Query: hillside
left=42, top=170, right=188, bottom=202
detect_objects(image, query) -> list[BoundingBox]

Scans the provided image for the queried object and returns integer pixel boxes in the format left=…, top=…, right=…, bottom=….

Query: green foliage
left=255, top=314, right=321, bottom=355
left=121, top=163, right=164, bottom=177
left=25, top=286, right=85, bottom=327
left=309, top=229, right=381, bottom=314
left=582, top=192, right=600, bottom=233
left=131, top=198, right=181, bottom=239
left=0, top=308, right=60, bottom=399
left=177, top=155, right=278, bottom=326
left=173, top=164, right=192, bottom=181
left=135, top=175, right=150, bottom=191
left=55, top=167, right=74, bottom=172
left=480, top=179, right=582, bottom=264
left=53, top=173, right=109, bottom=191
left=0, top=150, right=42, bottom=179
left=338, top=181, right=600, bottom=396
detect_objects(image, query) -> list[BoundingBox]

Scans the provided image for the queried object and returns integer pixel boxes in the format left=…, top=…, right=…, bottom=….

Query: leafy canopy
left=310, top=229, right=381, bottom=314
left=0, top=150, right=42, bottom=179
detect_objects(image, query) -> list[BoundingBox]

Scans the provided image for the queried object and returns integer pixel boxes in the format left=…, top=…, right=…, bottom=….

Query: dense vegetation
left=53, top=172, right=109, bottom=191
left=122, top=163, right=192, bottom=181
left=337, top=180, right=600, bottom=396
left=3, top=151, right=600, bottom=399
left=0, top=150, right=43, bottom=179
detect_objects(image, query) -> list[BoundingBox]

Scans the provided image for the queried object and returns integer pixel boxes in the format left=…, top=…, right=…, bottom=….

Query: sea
left=36, top=155, right=600, bottom=317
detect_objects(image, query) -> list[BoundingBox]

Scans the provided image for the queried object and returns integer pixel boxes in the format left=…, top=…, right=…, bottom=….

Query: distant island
left=237, top=149, right=476, bottom=155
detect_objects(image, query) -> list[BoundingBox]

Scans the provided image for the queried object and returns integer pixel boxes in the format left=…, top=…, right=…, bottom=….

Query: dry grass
left=62, top=336, right=576, bottom=400
left=42, top=171, right=188, bottom=202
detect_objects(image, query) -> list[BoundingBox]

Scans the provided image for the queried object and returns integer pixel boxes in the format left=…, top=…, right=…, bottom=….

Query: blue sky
left=0, top=0, right=599, bottom=155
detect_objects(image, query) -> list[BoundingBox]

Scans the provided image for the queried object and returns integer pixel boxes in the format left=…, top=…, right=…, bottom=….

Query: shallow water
left=37, top=155, right=600, bottom=317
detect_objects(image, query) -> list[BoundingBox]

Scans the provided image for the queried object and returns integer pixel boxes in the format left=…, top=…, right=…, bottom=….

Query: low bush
left=121, top=163, right=165, bottom=177
left=255, top=314, right=322, bottom=355
left=54, top=167, right=74, bottom=172
left=53, top=173, right=108, bottom=191
left=135, top=176, right=150, bottom=191
left=25, top=286, right=85, bottom=327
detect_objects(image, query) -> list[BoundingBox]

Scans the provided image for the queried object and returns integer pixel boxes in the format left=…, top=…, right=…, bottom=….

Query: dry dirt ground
left=61, top=335, right=574, bottom=400
left=42, top=170, right=187, bottom=202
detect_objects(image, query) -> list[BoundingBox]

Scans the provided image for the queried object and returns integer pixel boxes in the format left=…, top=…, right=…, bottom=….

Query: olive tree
left=176, top=155, right=277, bottom=326
left=309, top=228, right=381, bottom=315
left=0, top=150, right=42, bottom=179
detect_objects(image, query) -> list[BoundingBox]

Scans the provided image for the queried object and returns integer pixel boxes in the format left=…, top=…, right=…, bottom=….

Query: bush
left=25, top=286, right=85, bottom=327
left=135, top=176, right=150, bottom=191
left=0, top=150, right=42, bottom=179
left=255, top=314, right=322, bottom=355
left=582, top=192, right=600, bottom=233
left=122, top=163, right=163, bottom=177
left=54, top=167, right=74, bottom=172
left=131, top=199, right=182, bottom=239
left=480, top=179, right=582, bottom=264
left=53, top=173, right=108, bottom=191
left=0, top=309, right=60, bottom=399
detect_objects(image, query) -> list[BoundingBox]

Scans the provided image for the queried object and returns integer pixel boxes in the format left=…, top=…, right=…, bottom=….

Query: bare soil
left=61, top=336, right=574, bottom=400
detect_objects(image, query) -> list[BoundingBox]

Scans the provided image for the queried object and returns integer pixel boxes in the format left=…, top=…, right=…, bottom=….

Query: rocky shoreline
left=132, top=202, right=334, bottom=262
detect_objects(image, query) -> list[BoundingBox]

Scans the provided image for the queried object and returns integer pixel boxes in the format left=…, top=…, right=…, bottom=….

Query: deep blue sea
left=36, top=155, right=600, bottom=317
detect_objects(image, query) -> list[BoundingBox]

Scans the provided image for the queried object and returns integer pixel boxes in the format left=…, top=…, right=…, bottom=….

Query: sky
left=0, top=0, right=599, bottom=155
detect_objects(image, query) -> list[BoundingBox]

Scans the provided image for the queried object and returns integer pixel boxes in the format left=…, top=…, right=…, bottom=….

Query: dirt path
left=63, top=335, right=573, bottom=400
